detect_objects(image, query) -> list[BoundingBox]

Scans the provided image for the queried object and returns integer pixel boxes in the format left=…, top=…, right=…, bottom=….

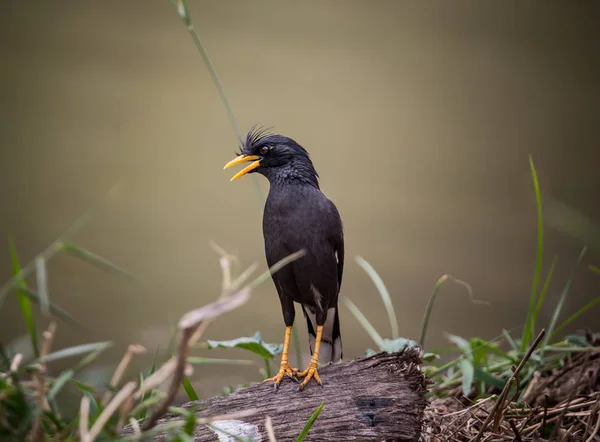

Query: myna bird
left=223, top=127, right=344, bottom=390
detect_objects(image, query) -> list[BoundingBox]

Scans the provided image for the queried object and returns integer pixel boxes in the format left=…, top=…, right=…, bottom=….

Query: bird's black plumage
left=225, top=127, right=344, bottom=388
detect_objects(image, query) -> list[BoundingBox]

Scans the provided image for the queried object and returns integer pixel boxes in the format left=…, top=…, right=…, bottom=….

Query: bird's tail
left=302, top=305, right=342, bottom=365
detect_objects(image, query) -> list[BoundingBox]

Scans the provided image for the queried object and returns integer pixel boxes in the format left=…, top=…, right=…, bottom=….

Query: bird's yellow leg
left=264, top=326, right=298, bottom=388
left=297, top=325, right=323, bottom=390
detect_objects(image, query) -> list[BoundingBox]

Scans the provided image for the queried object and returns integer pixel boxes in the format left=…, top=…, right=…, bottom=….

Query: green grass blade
left=35, top=256, right=50, bottom=316
left=0, top=181, right=124, bottom=310
left=590, top=265, right=600, bottom=276
left=182, top=376, right=199, bottom=401
left=60, top=242, right=139, bottom=283
left=552, top=295, right=600, bottom=339
left=19, top=287, right=84, bottom=329
left=446, top=334, right=472, bottom=359
left=542, top=246, right=587, bottom=351
left=356, top=256, right=399, bottom=339
left=139, top=346, right=159, bottom=421
left=342, top=297, right=383, bottom=348
left=73, top=344, right=114, bottom=372
left=522, top=155, right=544, bottom=352
left=247, top=250, right=307, bottom=290
left=31, top=341, right=114, bottom=365
left=9, top=236, right=39, bottom=357
left=502, top=329, right=518, bottom=352
left=419, top=275, right=479, bottom=348
left=170, top=0, right=265, bottom=207
left=532, top=255, right=558, bottom=331
left=296, top=401, right=325, bottom=442
left=187, top=357, right=256, bottom=366
left=48, top=369, right=75, bottom=400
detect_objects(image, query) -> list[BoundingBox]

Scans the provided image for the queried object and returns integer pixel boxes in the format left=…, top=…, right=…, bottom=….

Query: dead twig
left=471, top=329, right=546, bottom=442
left=102, top=344, right=147, bottom=406
left=550, top=351, right=590, bottom=440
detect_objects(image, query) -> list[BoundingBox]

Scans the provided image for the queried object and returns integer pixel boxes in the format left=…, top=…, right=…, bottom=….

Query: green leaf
left=380, top=337, right=418, bottom=353
left=364, top=348, right=377, bottom=357
left=356, top=256, right=399, bottom=339
left=522, top=155, right=544, bottom=352
left=446, top=334, right=472, bottom=359
left=207, top=331, right=282, bottom=360
left=83, top=390, right=99, bottom=417
left=9, top=236, right=39, bottom=357
left=60, top=241, right=139, bottom=283
left=459, top=359, right=474, bottom=397
left=71, top=380, right=96, bottom=393
left=590, top=265, right=600, bottom=276
left=296, top=401, right=325, bottom=442
left=423, top=352, right=439, bottom=361
left=470, top=337, right=488, bottom=368
left=473, top=366, right=505, bottom=390
left=565, top=334, right=589, bottom=347
left=182, top=377, right=199, bottom=401
left=183, top=407, right=197, bottom=436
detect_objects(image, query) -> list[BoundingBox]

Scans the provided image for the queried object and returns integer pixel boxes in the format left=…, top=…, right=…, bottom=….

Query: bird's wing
left=335, top=233, right=344, bottom=292
left=327, top=199, right=344, bottom=293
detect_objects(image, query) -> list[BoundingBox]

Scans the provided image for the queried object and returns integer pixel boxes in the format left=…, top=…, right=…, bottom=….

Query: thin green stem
left=173, top=0, right=264, bottom=205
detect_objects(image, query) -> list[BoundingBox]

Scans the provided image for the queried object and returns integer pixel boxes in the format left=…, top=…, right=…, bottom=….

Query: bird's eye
left=260, top=146, right=269, bottom=155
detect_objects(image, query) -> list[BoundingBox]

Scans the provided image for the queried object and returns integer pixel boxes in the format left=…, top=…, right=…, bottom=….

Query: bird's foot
left=263, top=361, right=298, bottom=391
left=296, top=360, right=322, bottom=390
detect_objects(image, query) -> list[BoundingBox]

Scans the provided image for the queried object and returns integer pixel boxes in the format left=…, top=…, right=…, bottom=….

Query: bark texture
left=136, top=348, right=429, bottom=441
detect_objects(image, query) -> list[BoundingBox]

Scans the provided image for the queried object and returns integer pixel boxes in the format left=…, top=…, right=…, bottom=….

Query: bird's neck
left=263, top=158, right=320, bottom=189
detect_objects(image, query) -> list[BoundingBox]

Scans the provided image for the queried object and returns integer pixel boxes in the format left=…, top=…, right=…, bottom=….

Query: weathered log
left=136, top=348, right=429, bottom=441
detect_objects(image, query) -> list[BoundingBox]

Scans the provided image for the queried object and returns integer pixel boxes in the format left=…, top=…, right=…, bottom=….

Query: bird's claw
left=264, top=361, right=298, bottom=391
left=296, top=361, right=322, bottom=390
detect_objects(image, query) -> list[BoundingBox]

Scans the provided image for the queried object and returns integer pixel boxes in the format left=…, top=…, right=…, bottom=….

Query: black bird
left=223, top=127, right=344, bottom=390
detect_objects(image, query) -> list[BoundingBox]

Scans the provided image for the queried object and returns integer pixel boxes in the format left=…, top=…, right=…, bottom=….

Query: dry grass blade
left=102, top=344, right=147, bottom=406
left=178, top=289, right=251, bottom=332
left=265, top=416, right=277, bottom=442
left=550, top=351, right=591, bottom=440
left=471, top=329, right=546, bottom=442
left=586, top=408, right=600, bottom=442
left=141, top=286, right=252, bottom=431
left=29, top=321, right=57, bottom=442
left=79, top=395, right=90, bottom=442
left=508, top=419, right=522, bottom=442
left=88, top=381, right=138, bottom=441
left=419, top=274, right=487, bottom=348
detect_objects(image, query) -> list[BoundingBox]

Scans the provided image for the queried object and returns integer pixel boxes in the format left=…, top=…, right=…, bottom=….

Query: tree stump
left=139, top=348, right=429, bottom=441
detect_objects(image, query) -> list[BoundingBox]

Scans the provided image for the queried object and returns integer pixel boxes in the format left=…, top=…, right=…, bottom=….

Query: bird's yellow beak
left=223, top=155, right=261, bottom=182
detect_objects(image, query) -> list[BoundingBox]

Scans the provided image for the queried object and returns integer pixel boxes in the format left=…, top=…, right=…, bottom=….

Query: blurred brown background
left=1, top=1, right=599, bottom=397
